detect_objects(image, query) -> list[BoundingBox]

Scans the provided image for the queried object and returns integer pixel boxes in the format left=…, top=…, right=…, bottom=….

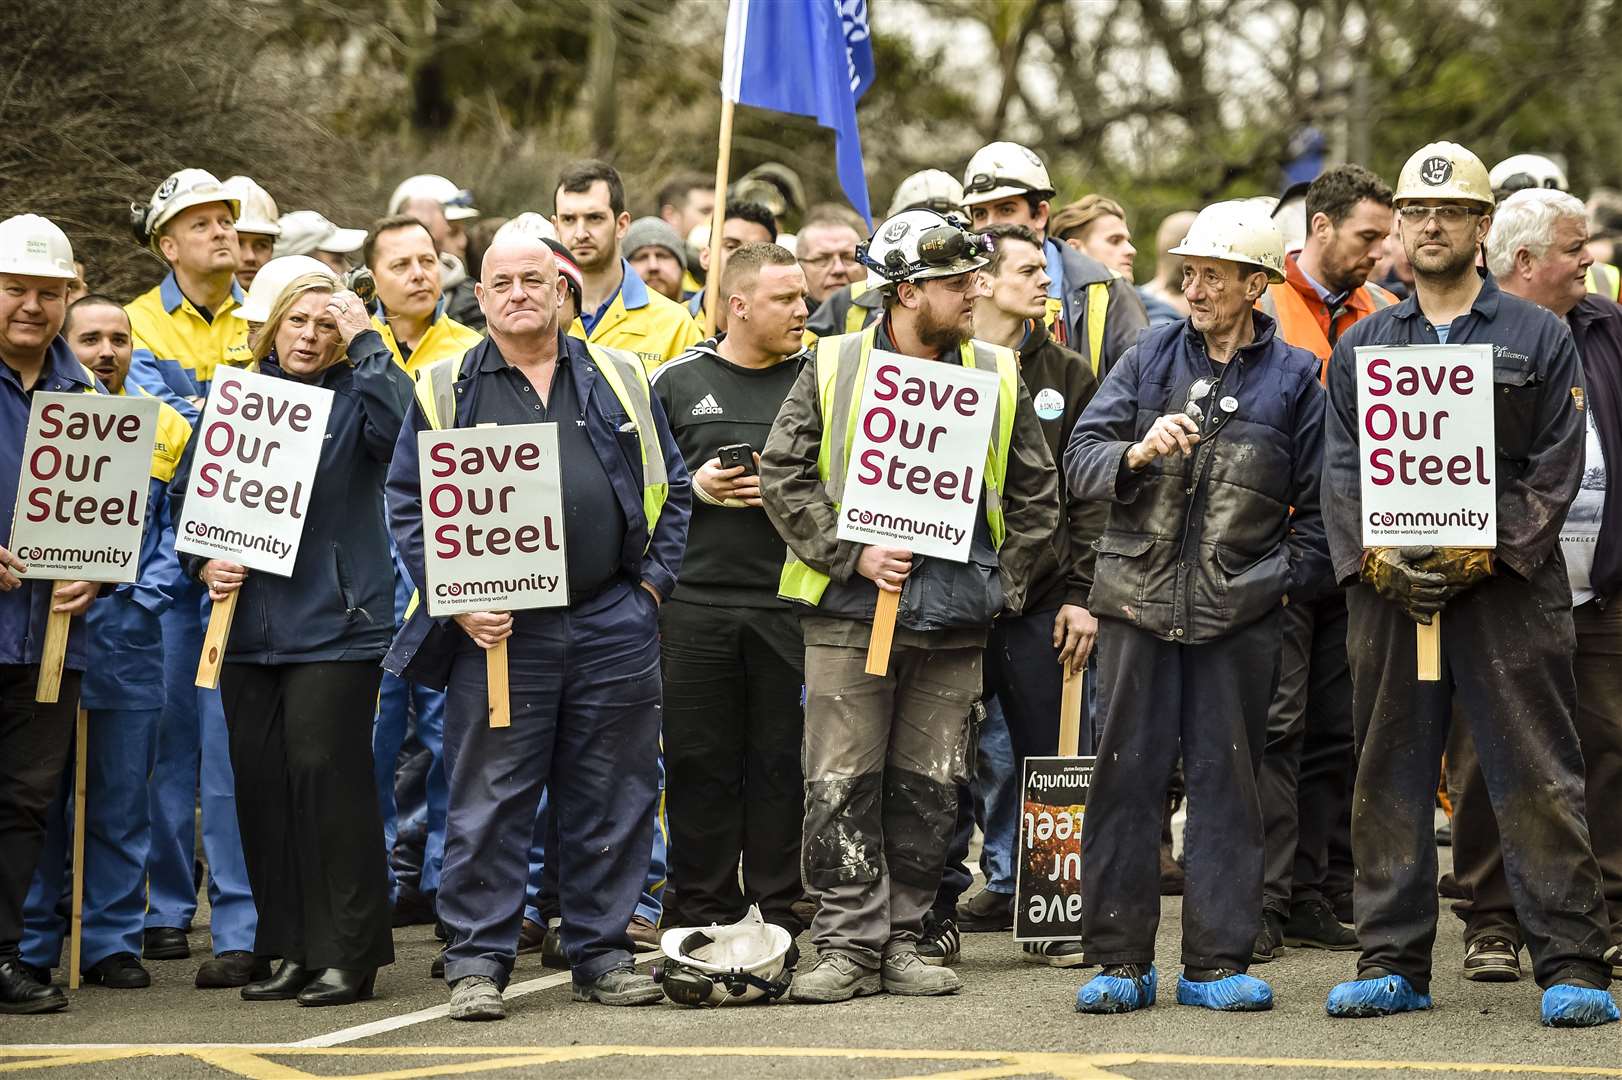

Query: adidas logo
left=691, top=393, right=724, bottom=416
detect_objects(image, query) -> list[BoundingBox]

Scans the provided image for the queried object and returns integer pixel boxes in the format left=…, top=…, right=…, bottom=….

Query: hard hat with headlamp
left=960, top=142, right=1054, bottom=207
left=1489, top=153, right=1569, bottom=199
left=130, top=168, right=239, bottom=251
left=857, top=209, right=993, bottom=286
left=655, top=907, right=794, bottom=1007
left=887, top=170, right=967, bottom=218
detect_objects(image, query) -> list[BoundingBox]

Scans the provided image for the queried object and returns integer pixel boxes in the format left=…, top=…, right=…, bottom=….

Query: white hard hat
left=858, top=209, right=992, bottom=285
left=961, top=142, right=1053, bottom=207
left=1169, top=199, right=1287, bottom=283
left=1395, top=142, right=1494, bottom=208
left=388, top=174, right=480, bottom=221
left=223, top=176, right=281, bottom=236
left=139, top=168, right=239, bottom=246
left=658, top=907, right=793, bottom=1007
left=493, top=212, right=558, bottom=244
left=235, top=255, right=337, bottom=323
left=1490, top=153, right=1569, bottom=196
left=888, top=169, right=967, bottom=218
left=275, top=210, right=368, bottom=257
left=0, top=214, right=77, bottom=280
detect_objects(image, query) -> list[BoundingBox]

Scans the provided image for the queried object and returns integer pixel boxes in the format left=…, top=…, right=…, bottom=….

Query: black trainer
left=1252, top=909, right=1286, bottom=963
left=917, top=915, right=961, bottom=967
left=1463, top=935, right=1520, bottom=982
left=1283, top=897, right=1358, bottom=950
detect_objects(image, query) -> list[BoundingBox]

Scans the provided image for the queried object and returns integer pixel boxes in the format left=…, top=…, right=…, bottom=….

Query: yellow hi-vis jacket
left=125, top=272, right=252, bottom=405
left=370, top=304, right=483, bottom=378
left=1588, top=262, right=1621, bottom=302
left=568, top=259, right=703, bottom=375
left=777, top=325, right=1020, bottom=606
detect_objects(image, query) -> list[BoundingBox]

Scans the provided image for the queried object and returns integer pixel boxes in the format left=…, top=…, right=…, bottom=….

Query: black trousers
left=0, top=665, right=79, bottom=960
left=1345, top=569, right=1610, bottom=992
left=660, top=600, right=805, bottom=933
left=1258, top=594, right=1355, bottom=916
left=221, top=660, right=394, bottom=970
left=1080, top=613, right=1280, bottom=971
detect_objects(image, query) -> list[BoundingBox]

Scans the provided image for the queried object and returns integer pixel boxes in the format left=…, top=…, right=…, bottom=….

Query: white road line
left=292, top=969, right=576, bottom=1047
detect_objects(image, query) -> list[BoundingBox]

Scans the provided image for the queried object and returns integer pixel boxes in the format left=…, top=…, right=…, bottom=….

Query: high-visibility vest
left=411, top=342, right=669, bottom=545
left=776, top=325, right=1020, bottom=606
left=1044, top=280, right=1111, bottom=377
left=1587, top=262, right=1621, bottom=302
left=1257, top=279, right=1396, bottom=378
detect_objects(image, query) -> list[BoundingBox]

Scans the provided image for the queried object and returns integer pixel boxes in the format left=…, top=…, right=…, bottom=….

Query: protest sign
left=1014, top=755, right=1095, bottom=943
left=10, top=392, right=160, bottom=701
left=1355, top=343, right=1497, bottom=679
left=834, top=350, right=1000, bottom=674
left=174, top=367, right=332, bottom=688
left=419, top=422, right=568, bottom=727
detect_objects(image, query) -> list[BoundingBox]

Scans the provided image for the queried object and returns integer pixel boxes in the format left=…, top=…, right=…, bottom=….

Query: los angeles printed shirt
left=1562, top=409, right=1606, bottom=606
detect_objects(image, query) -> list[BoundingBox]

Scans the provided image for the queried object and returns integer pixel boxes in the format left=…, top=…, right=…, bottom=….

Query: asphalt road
left=8, top=843, right=1621, bottom=1080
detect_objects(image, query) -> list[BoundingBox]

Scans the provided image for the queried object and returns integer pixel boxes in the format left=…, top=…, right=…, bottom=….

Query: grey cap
left=623, top=216, right=687, bottom=271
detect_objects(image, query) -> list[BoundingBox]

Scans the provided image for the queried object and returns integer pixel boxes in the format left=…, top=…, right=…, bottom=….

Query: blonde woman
left=171, top=273, right=411, bottom=1006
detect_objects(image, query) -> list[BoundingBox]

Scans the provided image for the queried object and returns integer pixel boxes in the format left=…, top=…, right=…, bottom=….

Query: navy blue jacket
left=171, top=330, right=411, bottom=664
left=383, top=333, right=692, bottom=689
left=1065, top=312, right=1329, bottom=643
left=0, top=340, right=97, bottom=670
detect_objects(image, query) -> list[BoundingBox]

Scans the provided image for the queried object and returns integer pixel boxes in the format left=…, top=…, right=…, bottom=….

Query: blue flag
left=722, top=0, right=874, bottom=224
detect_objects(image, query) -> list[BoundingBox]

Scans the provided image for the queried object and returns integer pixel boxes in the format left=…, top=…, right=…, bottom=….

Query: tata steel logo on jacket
left=1420, top=157, right=1453, bottom=186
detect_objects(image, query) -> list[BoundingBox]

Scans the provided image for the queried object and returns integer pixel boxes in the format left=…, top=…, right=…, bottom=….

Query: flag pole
left=702, top=96, right=737, bottom=339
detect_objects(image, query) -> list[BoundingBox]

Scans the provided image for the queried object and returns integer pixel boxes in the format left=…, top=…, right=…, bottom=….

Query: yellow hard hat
left=1395, top=142, right=1494, bottom=208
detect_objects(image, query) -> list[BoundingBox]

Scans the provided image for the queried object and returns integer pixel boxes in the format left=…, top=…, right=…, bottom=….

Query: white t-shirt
left=1561, top=409, right=1607, bottom=606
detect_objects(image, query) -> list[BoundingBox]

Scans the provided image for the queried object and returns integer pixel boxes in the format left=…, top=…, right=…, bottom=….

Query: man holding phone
left=649, top=243, right=811, bottom=944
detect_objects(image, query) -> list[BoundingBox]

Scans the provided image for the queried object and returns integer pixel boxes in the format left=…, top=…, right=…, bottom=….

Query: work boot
left=572, top=964, right=662, bottom=1005
left=1435, top=821, right=1452, bottom=847
left=1252, top=909, right=1286, bottom=964
left=429, top=946, right=446, bottom=979
left=196, top=951, right=269, bottom=989
left=448, top=975, right=505, bottom=1021
left=1462, top=935, right=1521, bottom=982
left=881, top=949, right=962, bottom=996
left=1176, top=967, right=1273, bottom=1011
left=1283, top=897, right=1358, bottom=951
left=82, top=952, right=151, bottom=989
left=1329, top=891, right=1354, bottom=926
left=955, top=887, right=1014, bottom=932
left=1541, top=982, right=1621, bottom=1027
left=143, top=926, right=189, bottom=960
left=627, top=915, right=660, bottom=951
left=1075, top=963, right=1157, bottom=1014
left=1021, top=940, right=1087, bottom=968
left=0, top=959, right=67, bottom=1014
left=789, top=951, right=880, bottom=1004
left=916, top=914, right=961, bottom=967
left=1326, top=969, right=1432, bottom=1018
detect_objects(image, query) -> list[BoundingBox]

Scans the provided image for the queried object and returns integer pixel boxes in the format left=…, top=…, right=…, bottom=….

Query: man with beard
left=1322, top=141, right=1617, bottom=1027
left=1251, top=165, right=1396, bottom=964
left=554, top=160, right=702, bottom=373
left=761, top=209, right=1059, bottom=1004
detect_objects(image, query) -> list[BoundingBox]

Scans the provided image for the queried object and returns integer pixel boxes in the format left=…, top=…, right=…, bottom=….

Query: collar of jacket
left=1284, top=252, right=1378, bottom=316
left=1179, top=307, right=1281, bottom=361
left=1389, top=268, right=1502, bottom=323
left=1016, top=316, right=1049, bottom=355
left=159, top=270, right=244, bottom=316
left=1569, top=291, right=1620, bottom=330
left=1, top=338, right=94, bottom=395
left=1047, top=237, right=1114, bottom=292
left=461, top=330, right=593, bottom=386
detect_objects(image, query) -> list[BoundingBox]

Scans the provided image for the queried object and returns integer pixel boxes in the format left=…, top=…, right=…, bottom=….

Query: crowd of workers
left=0, top=129, right=1619, bottom=1031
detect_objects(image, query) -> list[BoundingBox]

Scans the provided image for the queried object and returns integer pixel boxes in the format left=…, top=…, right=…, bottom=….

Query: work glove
left=1360, top=545, right=1448, bottom=624
left=1418, top=547, right=1494, bottom=592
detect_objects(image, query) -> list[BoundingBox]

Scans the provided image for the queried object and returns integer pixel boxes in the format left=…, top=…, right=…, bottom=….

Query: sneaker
left=1176, top=968, right=1274, bottom=1011
left=1326, top=971, right=1432, bottom=1018
left=1283, top=898, right=1358, bottom=951
left=955, top=887, right=1014, bottom=932
left=1541, top=982, right=1621, bottom=1027
left=627, top=916, right=660, bottom=951
left=448, top=975, right=505, bottom=1021
left=1462, top=936, right=1521, bottom=983
left=572, top=964, right=662, bottom=1005
left=1252, top=909, right=1286, bottom=964
left=917, top=915, right=961, bottom=967
left=1021, top=940, right=1087, bottom=968
left=1606, top=944, right=1622, bottom=981
left=1076, top=963, right=1158, bottom=1014
left=789, top=952, right=881, bottom=1004
left=881, top=949, right=962, bottom=996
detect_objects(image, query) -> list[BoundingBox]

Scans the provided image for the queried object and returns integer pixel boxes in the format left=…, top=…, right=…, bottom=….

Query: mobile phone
left=717, top=443, right=757, bottom=475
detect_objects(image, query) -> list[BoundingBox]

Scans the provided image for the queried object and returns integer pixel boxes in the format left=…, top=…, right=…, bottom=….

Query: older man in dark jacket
left=1066, top=200, right=1327, bottom=1015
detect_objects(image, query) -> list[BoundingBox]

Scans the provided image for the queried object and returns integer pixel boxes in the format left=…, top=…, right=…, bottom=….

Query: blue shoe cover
left=1325, top=974, right=1432, bottom=1017
left=1541, top=985, right=1620, bottom=1027
left=1075, top=965, right=1158, bottom=1014
left=1176, top=971, right=1274, bottom=1011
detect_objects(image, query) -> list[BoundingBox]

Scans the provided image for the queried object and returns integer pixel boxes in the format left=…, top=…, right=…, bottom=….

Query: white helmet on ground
left=236, top=255, right=337, bottom=323
left=961, top=142, right=1054, bottom=207
left=1489, top=153, right=1569, bottom=197
left=1170, top=199, right=1287, bottom=283
left=657, top=907, right=793, bottom=1007
left=857, top=209, right=992, bottom=285
left=888, top=169, right=967, bottom=218
left=0, top=215, right=77, bottom=280
left=388, top=174, right=480, bottom=221
left=135, top=168, right=239, bottom=249
left=224, top=176, right=281, bottom=236
left=1394, top=142, right=1494, bottom=208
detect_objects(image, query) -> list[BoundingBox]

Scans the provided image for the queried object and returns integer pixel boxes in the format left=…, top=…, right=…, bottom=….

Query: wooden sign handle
left=1417, top=614, right=1441, bottom=682
left=487, top=640, right=510, bottom=728
left=195, top=590, right=240, bottom=690
left=865, top=588, right=901, bottom=677
left=35, top=584, right=73, bottom=703
left=1059, top=667, right=1084, bottom=757
left=68, top=707, right=88, bottom=990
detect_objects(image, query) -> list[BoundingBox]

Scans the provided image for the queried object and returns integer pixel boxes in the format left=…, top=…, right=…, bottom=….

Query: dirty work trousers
left=1344, top=569, right=1611, bottom=993
left=1258, top=593, right=1355, bottom=917
left=1080, top=612, right=1281, bottom=972
left=1446, top=595, right=1622, bottom=953
left=802, top=642, right=979, bottom=969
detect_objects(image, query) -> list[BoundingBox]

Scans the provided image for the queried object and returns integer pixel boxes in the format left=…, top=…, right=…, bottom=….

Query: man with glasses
left=1322, top=141, right=1617, bottom=1026
left=795, top=204, right=865, bottom=313
left=761, top=208, right=1059, bottom=1004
